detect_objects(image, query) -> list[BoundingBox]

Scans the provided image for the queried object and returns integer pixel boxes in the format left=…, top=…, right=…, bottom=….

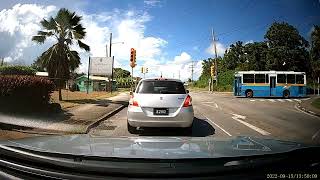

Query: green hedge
left=0, top=75, right=55, bottom=105
left=0, top=66, right=36, bottom=75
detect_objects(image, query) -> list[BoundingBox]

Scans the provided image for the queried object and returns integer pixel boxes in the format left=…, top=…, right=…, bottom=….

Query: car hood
left=0, top=135, right=312, bottom=159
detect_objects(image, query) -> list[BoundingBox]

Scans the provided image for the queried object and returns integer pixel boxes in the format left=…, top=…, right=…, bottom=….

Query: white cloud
left=206, top=42, right=226, bottom=57
left=140, top=52, right=202, bottom=81
left=244, top=40, right=254, bottom=45
left=0, top=4, right=168, bottom=75
left=144, top=0, right=161, bottom=7
left=0, top=4, right=57, bottom=63
left=173, top=52, right=191, bottom=65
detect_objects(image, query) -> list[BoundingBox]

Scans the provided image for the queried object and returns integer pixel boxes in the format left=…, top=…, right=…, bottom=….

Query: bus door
left=270, top=76, right=276, bottom=96
left=234, top=77, right=241, bottom=96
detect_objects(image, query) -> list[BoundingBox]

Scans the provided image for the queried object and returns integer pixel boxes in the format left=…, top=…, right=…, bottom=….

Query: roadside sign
left=90, top=57, right=113, bottom=76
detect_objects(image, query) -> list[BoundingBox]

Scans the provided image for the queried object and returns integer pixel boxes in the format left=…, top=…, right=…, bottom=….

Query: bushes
left=0, top=75, right=55, bottom=106
left=0, top=66, right=36, bottom=75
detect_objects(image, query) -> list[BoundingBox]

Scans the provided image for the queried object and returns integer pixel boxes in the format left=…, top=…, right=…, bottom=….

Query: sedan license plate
left=153, top=108, right=169, bottom=115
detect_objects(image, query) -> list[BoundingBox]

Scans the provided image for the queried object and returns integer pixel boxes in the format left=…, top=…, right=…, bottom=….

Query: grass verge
left=311, top=98, right=320, bottom=109
left=51, top=90, right=120, bottom=109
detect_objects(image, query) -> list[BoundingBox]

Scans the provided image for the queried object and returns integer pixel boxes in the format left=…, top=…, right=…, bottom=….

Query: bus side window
left=287, top=74, right=295, bottom=84
left=243, top=74, right=254, bottom=83
left=255, top=74, right=265, bottom=83
left=277, top=74, right=286, bottom=83
left=296, top=75, right=304, bottom=84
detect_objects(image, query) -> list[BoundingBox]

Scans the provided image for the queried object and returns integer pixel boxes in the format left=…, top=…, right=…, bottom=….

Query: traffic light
left=210, top=65, right=215, bottom=77
left=130, top=48, right=136, bottom=68
left=130, top=48, right=135, bottom=62
left=141, top=67, right=144, bottom=73
left=146, top=68, right=148, bottom=73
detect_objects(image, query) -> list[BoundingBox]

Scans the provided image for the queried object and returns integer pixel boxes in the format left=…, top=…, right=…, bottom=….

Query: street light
left=106, top=41, right=124, bottom=57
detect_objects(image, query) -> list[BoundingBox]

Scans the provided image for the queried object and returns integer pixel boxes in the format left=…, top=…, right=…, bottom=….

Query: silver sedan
left=127, top=78, right=194, bottom=134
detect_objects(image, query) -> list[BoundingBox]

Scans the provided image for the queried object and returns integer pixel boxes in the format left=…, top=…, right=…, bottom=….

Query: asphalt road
left=89, top=92, right=320, bottom=145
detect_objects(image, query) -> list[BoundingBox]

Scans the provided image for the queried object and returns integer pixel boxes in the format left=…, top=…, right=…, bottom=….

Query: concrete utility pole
left=211, top=28, right=218, bottom=86
left=189, top=61, right=194, bottom=82
left=109, top=33, right=112, bottom=57
left=178, top=70, right=180, bottom=80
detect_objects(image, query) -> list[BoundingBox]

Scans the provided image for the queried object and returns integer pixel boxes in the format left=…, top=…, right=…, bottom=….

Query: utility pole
left=189, top=61, right=194, bottom=82
left=178, top=70, right=180, bottom=80
left=211, top=28, right=218, bottom=86
left=0, top=57, right=3, bottom=66
left=173, top=73, right=174, bottom=78
left=109, top=33, right=113, bottom=93
left=109, top=33, right=112, bottom=57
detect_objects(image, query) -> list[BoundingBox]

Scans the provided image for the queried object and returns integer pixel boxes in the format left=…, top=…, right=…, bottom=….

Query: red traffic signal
left=130, top=48, right=136, bottom=63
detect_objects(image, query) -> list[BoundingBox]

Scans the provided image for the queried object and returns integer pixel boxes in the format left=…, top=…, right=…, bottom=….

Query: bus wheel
left=283, top=90, right=290, bottom=99
left=246, top=90, right=253, bottom=98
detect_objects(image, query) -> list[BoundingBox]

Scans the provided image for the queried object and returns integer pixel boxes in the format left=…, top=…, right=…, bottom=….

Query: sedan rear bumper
left=127, top=106, right=194, bottom=128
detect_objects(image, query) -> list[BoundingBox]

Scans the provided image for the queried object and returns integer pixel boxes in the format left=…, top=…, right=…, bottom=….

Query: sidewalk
left=298, top=95, right=320, bottom=117
left=0, top=92, right=129, bottom=134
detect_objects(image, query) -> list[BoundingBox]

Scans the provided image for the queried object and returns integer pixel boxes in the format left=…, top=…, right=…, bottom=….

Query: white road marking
left=203, top=103, right=219, bottom=108
left=268, top=99, right=275, bottom=102
left=294, top=99, right=301, bottom=102
left=286, top=99, right=293, bottom=102
left=203, top=104, right=218, bottom=109
left=204, top=116, right=232, bottom=137
left=214, top=103, right=219, bottom=108
left=250, top=100, right=255, bottom=102
left=312, top=129, right=320, bottom=141
left=259, top=99, right=265, bottom=102
left=294, top=104, right=320, bottom=119
left=203, top=101, right=216, bottom=104
left=277, top=99, right=284, bottom=102
left=231, top=113, right=271, bottom=136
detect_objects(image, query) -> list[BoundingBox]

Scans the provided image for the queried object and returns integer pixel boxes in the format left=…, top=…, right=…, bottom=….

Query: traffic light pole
left=131, top=67, right=134, bottom=92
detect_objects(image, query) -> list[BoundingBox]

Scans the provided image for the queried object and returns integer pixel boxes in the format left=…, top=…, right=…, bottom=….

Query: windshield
left=0, top=0, right=320, bottom=168
left=136, top=80, right=186, bottom=94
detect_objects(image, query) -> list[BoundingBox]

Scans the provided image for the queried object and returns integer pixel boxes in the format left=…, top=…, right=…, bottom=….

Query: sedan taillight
left=129, top=95, right=139, bottom=107
left=183, top=95, right=192, bottom=107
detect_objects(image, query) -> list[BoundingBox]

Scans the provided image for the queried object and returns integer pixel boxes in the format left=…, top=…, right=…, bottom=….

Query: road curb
left=0, top=104, right=128, bottom=135
left=0, top=122, right=66, bottom=135
left=85, top=104, right=127, bottom=133
left=296, top=102, right=320, bottom=118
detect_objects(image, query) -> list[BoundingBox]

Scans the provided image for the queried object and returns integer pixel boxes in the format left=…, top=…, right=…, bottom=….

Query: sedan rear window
left=136, top=80, right=186, bottom=94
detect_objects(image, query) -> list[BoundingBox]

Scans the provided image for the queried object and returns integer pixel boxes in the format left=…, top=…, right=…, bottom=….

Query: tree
left=223, top=41, right=247, bottom=70
left=31, top=57, right=45, bottom=72
left=32, top=8, right=90, bottom=100
left=243, top=42, right=268, bottom=71
left=114, top=68, right=130, bottom=79
left=310, top=25, right=320, bottom=81
left=264, top=22, right=309, bottom=72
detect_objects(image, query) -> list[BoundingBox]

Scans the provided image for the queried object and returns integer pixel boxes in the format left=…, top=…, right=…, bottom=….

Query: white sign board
left=90, top=57, right=113, bottom=76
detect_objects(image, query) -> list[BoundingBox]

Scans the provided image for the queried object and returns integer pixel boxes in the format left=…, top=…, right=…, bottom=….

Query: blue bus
left=234, top=71, right=306, bottom=98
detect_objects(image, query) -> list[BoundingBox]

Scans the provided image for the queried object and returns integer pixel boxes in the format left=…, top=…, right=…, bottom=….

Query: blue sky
left=79, top=0, right=320, bottom=59
left=0, top=0, right=319, bottom=80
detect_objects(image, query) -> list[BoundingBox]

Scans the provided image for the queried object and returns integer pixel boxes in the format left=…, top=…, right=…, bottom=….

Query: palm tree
left=32, top=8, right=90, bottom=100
